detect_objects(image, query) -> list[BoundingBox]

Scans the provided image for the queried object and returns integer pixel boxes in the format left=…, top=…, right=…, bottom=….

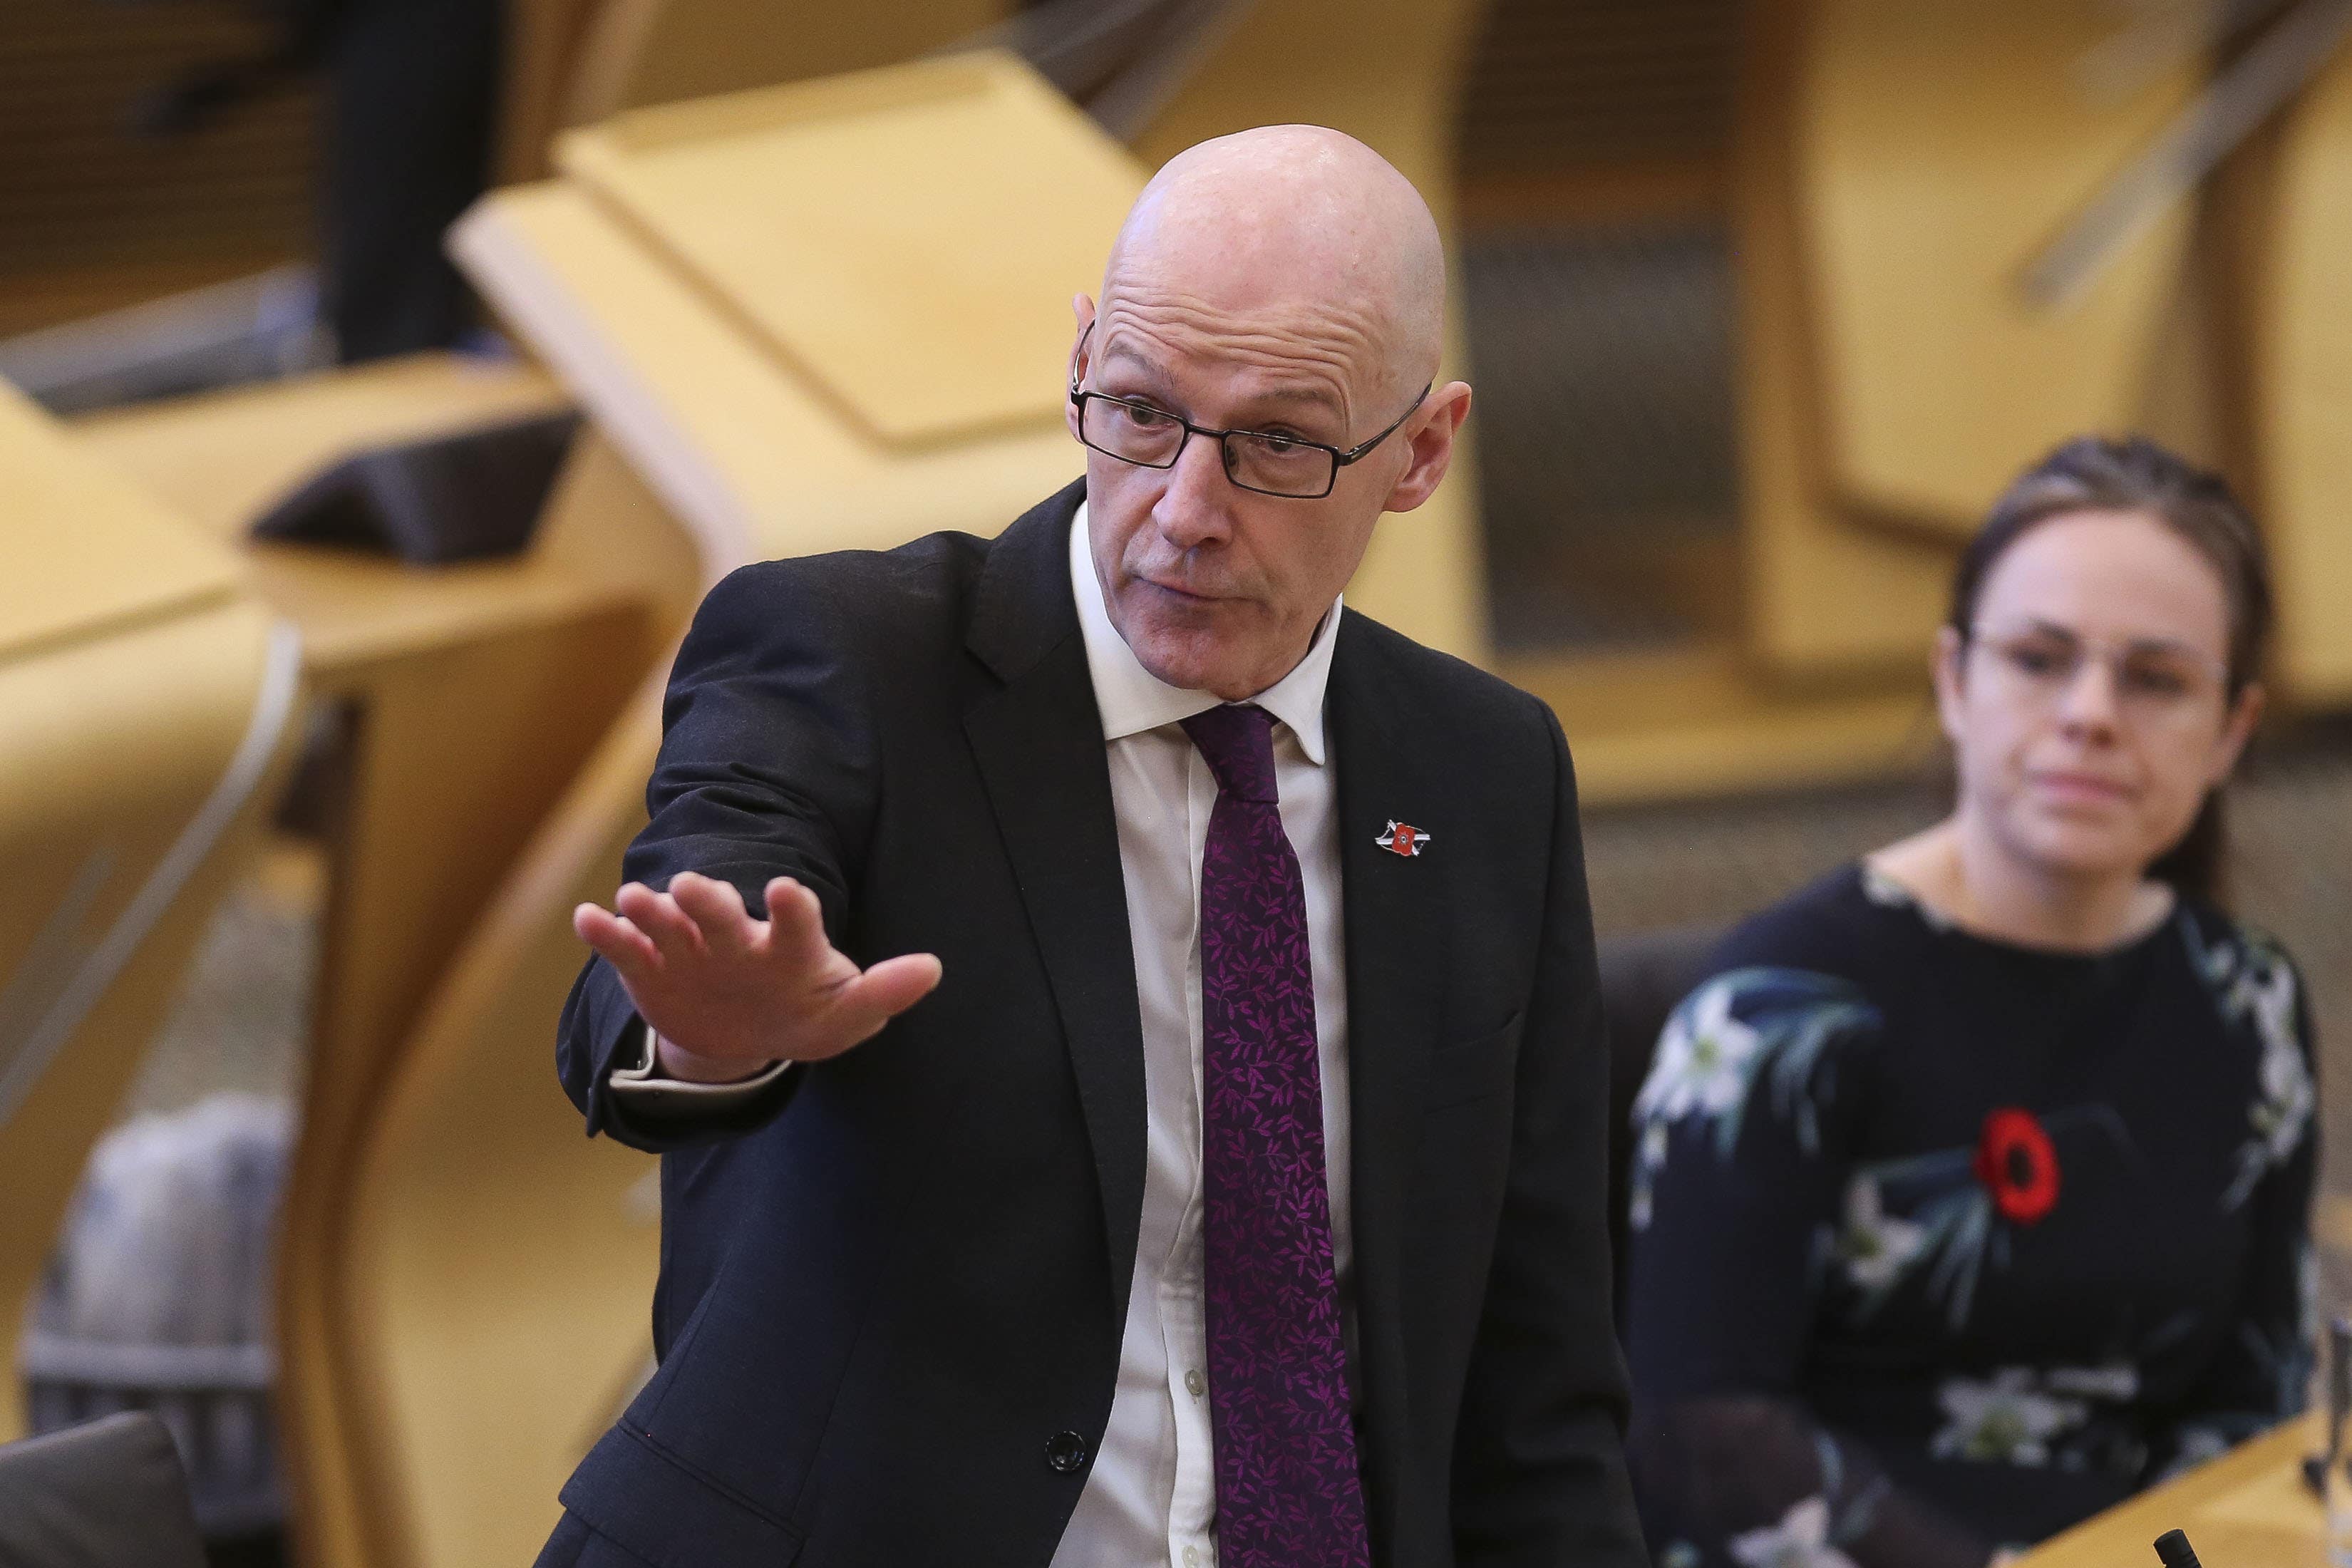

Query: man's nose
left=1150, top=430, right=1235, bottom=548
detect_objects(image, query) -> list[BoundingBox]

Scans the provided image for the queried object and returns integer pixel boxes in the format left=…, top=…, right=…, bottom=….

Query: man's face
left=1068, top=295, right=1424, bottom=701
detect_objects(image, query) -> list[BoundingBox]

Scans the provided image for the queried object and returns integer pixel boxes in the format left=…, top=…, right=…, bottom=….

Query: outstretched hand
left=572, top=872, right=942, bottom=1081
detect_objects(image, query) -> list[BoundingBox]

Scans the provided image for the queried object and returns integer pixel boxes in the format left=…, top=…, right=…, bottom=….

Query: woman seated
left=1623, top=435, right=2314, bottom=1568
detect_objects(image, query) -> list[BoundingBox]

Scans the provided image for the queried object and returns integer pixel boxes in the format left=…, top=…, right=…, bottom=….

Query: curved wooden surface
left=270, top=435, right=687, bottom=1568
left=1797, top=0, right=2203, bottom=533
left=500, top=0, right=1010, bottom=186
left=453, top=53, right=1130, bottom=577
left=75, top=361, right=690, bottom=1568
left=561, top=0, right=1009, bottom=129
left=1733, top=0, right=1956, bottom=676
left=2249, top=44, right=2352, bottom=706
left=342, top=684, right=667, bottom=1568
left=0, top=383, right=301, bottom=1444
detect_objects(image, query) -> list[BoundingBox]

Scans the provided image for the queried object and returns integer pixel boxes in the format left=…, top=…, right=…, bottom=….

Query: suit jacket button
left=1045, top=1430, right=1090, bottom=1473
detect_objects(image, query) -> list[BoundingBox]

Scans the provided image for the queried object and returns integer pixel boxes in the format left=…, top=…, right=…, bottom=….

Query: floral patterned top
left=1623, top=863, right=2316, bottom=1568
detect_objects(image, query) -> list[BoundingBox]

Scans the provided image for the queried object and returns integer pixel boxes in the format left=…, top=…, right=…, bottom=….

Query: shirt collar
left=1068, top=502, right=1338, bottom=765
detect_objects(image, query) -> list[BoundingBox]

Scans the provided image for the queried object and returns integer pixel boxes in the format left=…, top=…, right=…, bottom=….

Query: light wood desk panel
left=2018, top=1415, right=2323, bottom=1568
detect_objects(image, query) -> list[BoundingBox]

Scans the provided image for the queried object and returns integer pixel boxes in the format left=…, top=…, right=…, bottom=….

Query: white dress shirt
left=1053, top=507, right=1352, bottom=1568
left=609, top=505, right=1354, bottom=1568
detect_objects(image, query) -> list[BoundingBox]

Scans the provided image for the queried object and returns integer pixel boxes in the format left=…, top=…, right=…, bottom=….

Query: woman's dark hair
left=1946, top=435, right=2273, bottom=907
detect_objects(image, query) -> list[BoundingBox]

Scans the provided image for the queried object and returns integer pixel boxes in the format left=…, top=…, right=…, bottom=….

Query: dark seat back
left=0, top=1410, right=207, bottom=1568
left=1596, top=923, right=1723, bottom=1333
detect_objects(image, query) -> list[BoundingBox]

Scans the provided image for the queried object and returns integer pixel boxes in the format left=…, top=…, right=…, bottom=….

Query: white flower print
left=1638, top=978, right=1765, bottom=1125
left=1629, top=969, right=1878, bottom=1234
left=2190, top=924, right=2314, bottom=1208
left=1930, top=1369, right=2089, bottom=1465
left=2041, top=1363, right=2139, bottom=1403
left=1835, top=1175, right=1928, bottom=1291
left=2249, top=983, right=2312, bottom=1165
left=1727, top=1497, right=1860, bottom=1568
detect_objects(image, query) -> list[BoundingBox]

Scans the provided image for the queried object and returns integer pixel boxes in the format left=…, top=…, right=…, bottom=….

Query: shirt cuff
left=607, top=1018, right=795, bottom=1108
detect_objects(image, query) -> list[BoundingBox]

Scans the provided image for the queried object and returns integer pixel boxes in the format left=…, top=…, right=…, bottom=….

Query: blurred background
left=3, top=1, right=2349, bottom=1564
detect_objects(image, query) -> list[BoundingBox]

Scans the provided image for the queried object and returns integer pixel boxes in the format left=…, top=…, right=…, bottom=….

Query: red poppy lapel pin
left=1376, top=820, right=1431, bottom=857
left=1974, top=1107, right=2060, bottom=1225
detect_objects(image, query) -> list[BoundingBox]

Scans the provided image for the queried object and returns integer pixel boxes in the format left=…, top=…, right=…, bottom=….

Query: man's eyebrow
left=1099, top=343, right=1172, bottom=390
left=1096, top=340, right=1347, bottom=427
left=1238, top=384, right=1346, bottom=415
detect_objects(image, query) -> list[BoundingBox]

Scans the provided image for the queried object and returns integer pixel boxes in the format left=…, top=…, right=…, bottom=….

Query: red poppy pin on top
left=1974, top=1107, right=2060, bottom=1225
left=1376, top=820, right=1431, bottom=857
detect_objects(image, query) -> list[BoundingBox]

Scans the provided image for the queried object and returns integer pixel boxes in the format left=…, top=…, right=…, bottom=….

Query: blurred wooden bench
left=73, top=356, right=701, bottom=1568
left=0, top=383, right=304, bottom=1445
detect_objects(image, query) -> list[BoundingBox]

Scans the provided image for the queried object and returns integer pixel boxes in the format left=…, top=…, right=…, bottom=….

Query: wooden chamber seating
left=1511, top=0, right=2352, bottom=803
left=0, top=382, right=304, bottom=1445
left=71, top=355, right=698, bottom=1568
left=1735, top=0, right=2211, bottom=678
left=498, top=0, right=1011, bottom=184
left=2246, top=38, right=2352, bottom=708
left=1727, top=0, right=2352, bottom=720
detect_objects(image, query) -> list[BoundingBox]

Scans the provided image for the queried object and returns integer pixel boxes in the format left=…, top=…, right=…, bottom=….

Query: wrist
left=654, top=1031, right=783, bottom=1085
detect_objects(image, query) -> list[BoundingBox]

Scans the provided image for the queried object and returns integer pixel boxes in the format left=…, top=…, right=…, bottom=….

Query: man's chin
left=1123, top=626, right=1254, bottom=698
left=1133, top=643, right=1232, bottom=695
left=1115, top=597, right=1235, bottom=684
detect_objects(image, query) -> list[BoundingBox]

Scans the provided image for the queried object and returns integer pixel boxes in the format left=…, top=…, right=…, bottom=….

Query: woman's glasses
left=1966, top=621, right=2231, bottom=726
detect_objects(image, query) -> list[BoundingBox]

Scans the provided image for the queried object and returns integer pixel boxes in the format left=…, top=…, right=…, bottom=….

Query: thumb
left=818, top=953, right=944, bottom=1051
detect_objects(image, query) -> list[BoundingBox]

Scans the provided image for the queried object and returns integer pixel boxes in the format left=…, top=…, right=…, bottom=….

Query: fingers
left=762, top=877, right=832, bottom=972
left=573, top=902, right=660, bottom=984
left=615, top=881, right=706, bottom=966
left=818, top=952, right=944, bottom=1050
left=669, top=872, right=758, bottom=959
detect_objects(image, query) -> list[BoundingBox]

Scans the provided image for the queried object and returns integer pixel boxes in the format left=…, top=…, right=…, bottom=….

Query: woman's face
left=1936, top=507, right=2262, bottom=884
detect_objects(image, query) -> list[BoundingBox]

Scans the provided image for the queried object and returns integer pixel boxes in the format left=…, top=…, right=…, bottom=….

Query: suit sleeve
left=557, top=560, right=880, bottom=1152
left=1448, top=703, right=1649, bottom=1568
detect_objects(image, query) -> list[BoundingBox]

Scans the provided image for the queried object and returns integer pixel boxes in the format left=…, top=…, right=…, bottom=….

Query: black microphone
left=2153, top=1528, right=2203, bottom=1568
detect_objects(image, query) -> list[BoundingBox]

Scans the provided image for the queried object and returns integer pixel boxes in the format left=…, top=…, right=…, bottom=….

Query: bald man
left=545, top=128, right=1647, bottom=1568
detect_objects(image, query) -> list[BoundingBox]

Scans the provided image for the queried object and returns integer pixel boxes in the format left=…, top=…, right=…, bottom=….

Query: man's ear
left=1066, top=294, right=1098, bottom=443
left=1378, top=381, right=1472, bottom=514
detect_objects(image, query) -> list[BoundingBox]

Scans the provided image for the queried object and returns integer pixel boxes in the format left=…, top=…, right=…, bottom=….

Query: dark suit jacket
left=543, top=480, right=1646, bottom=1568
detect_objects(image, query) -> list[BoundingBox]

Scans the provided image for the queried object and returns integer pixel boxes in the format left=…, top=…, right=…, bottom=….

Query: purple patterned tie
left=1180, top=703, right=1372, bottom=1568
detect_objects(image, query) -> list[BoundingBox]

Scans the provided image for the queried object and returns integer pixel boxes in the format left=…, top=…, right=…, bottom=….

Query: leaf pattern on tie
left=1181, top=703, right=1372, bottom=1568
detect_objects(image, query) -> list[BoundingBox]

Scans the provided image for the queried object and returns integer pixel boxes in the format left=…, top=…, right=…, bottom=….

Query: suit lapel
left=963, top=485, right=1147, bottom=1321
left=1328, top=617, right=1453, bottom=1549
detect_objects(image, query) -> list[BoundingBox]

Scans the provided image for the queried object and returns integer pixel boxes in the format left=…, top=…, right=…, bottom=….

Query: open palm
left=573, top=871, right=942, bottom=1079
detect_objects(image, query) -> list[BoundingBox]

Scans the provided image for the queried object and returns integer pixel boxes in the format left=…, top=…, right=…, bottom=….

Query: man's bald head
left=1068, top=125, right=1471, bottom=703
left=1099, top=125, right=1446, bottom=416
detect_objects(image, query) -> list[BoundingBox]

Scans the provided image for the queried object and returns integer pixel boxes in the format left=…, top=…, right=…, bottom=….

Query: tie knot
left=1180, top=704, right=1279, bottom=803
